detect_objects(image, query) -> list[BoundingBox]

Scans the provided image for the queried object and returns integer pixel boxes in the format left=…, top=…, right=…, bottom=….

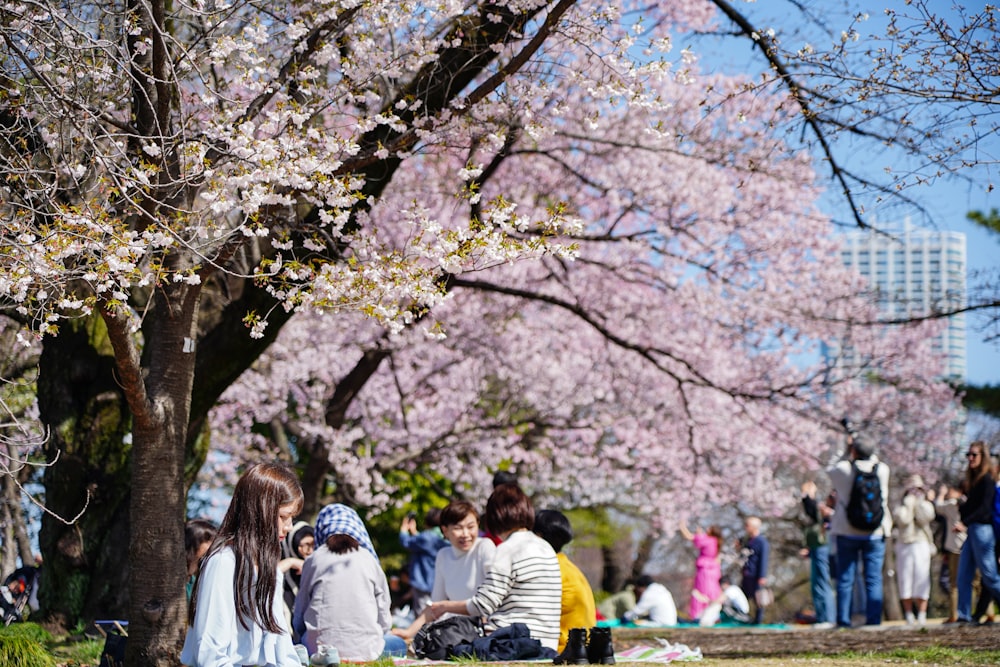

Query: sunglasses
left=967, top=451, right=981, bottom=459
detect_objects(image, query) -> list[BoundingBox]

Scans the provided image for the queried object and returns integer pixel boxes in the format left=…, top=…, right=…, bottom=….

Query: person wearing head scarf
left=280, top=521, right=314, bottom=639
left=292, top=504, right=407, bottom=661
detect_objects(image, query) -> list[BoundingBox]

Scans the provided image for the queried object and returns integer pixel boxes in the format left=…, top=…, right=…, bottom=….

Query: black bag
left=99, top=633, right=127, bottom=667
left=846, top=461, right=884, bottom=531
left=412, top=615, right=484, bottom=660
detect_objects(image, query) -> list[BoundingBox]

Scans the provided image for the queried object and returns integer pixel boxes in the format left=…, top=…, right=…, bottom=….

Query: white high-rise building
left=840, top=219, right=967, bottom=380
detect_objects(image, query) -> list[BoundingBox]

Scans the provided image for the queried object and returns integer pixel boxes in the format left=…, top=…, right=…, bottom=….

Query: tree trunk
left=631, top=531, right=657, bottom=582
left=36, top=316, right=133, bottom=628
left=1, top=485, right=15, bottom=576
left=114, top=284, right=200, bottom=666
left=883, top=535, right=902, bottom=621
left=600, top=540, right=630, bottom=593
left=125, top=411, right=189, bottom=664
left=0, top=463, right=34, bottom=571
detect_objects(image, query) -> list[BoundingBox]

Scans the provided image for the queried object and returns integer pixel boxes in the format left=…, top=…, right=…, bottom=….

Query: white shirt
left=625, top=582, right=677, bottom=626
left=431, top=537, right=496, bottom=603
left=180, top=547, right=300, bottom=667
left=722, top=584, right=750, bottom=615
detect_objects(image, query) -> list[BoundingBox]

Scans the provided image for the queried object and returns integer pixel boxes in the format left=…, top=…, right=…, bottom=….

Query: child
left=181, top=462, right=304, bottom=667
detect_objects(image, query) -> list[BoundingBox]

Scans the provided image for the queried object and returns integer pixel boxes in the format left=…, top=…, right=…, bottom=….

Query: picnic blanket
left=392, top=639, right=702, bottom=664
left=617, top=639, right=703, bottom=662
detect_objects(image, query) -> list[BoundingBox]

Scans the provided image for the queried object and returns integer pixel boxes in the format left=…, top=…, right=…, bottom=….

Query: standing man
left=826, top=434, right=892, bottom=628
left=739, top=516, right=770, bottom=624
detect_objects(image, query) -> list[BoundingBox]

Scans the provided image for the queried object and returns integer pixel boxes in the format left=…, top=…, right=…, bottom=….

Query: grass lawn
left=5, top=620, right=1000, bottom=666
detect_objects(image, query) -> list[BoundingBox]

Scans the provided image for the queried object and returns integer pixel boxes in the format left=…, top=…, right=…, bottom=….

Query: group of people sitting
left=181, top=462, right=620, bottom=666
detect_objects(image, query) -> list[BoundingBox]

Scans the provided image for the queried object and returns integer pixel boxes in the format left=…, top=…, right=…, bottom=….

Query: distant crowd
left=671, top=435, right=1000, bottom=631
left=795, top=436, right=1000, bottom=629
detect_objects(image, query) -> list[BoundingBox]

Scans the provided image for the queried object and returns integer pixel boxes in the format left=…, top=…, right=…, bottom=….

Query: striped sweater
left=466, top=529, right=562, bottom=649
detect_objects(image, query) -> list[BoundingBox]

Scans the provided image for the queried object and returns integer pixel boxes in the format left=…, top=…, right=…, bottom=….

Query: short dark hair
left=440, top=500, right=479, bottom=527
left=485, top=483, right=534, bottom=536
left=851, top=435, right=875, bottom=459
left=326, top=534, right=360, bottom=554
left=184, top=519, right=217, bottom=570
left=634, top=574, right=654, bottom=589
left=534, top=509, right=573, bottom=553
left=492, top=470, right=519, bottom=488
left=425, top=507, right=443, bottom=528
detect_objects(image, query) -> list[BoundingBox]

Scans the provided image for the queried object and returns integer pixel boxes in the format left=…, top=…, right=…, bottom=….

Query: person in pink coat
left=679, top=521, right=723, bottom=621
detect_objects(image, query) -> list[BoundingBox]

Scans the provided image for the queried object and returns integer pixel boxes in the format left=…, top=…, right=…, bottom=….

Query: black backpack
left=412, top=615, right=484, bottom=660
left=846, top=461, right=884, bottom=531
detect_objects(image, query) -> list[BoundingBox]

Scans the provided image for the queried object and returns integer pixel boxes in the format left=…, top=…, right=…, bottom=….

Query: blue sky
left=688, top=0, right=1000, bottom=387
left=922, top=181, right=999, bottom=386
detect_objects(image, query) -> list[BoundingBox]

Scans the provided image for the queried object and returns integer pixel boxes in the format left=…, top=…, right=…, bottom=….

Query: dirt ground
left=614, top=620, right=1000, bottom=659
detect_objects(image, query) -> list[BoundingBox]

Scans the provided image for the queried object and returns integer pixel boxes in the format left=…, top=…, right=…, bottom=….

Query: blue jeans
left=810, top=544, right=834, bottom=624
left=957, top=522, right=1000, bottom=621
left=383, top=633, right=408, bottom=658
left=835, top=535, right=885, bottom=626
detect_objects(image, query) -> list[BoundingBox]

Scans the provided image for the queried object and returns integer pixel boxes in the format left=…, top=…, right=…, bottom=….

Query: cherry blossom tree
left=0, top=0, right=990, bottom=662
left=3, top=0, right=705, bottom=660
left=207, top=59, right=959, bottom=530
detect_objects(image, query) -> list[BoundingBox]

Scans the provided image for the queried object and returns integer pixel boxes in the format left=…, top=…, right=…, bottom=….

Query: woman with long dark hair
left=181, top=461, right=304, bottom=666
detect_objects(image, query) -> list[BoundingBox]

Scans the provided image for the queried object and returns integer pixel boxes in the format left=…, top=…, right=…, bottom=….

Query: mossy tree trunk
left=37, top=316, right=133, bottom=626
left=33, top=276, right=290, bottom=645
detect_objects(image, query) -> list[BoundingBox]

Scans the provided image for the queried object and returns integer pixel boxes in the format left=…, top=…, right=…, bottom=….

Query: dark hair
left=534, top=509, right=573, bottom=553
left=189, top=461, right=303, bottom=632
left=185, top=519, right=218, bottom=573
left=851, top=435, right=875, bottom=460
left=634, top=574, right=654, bottom=589
left=290, top=524, right=315, bottom=557
left=440, top=500, right=479, bottom=527
left=425, top=507, right=443, bottom=528
left=326, top=534, right=360, bottom=554
left=492, top=470, right=519, bottom=488
left=485, top=483, right=534, bottom=537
